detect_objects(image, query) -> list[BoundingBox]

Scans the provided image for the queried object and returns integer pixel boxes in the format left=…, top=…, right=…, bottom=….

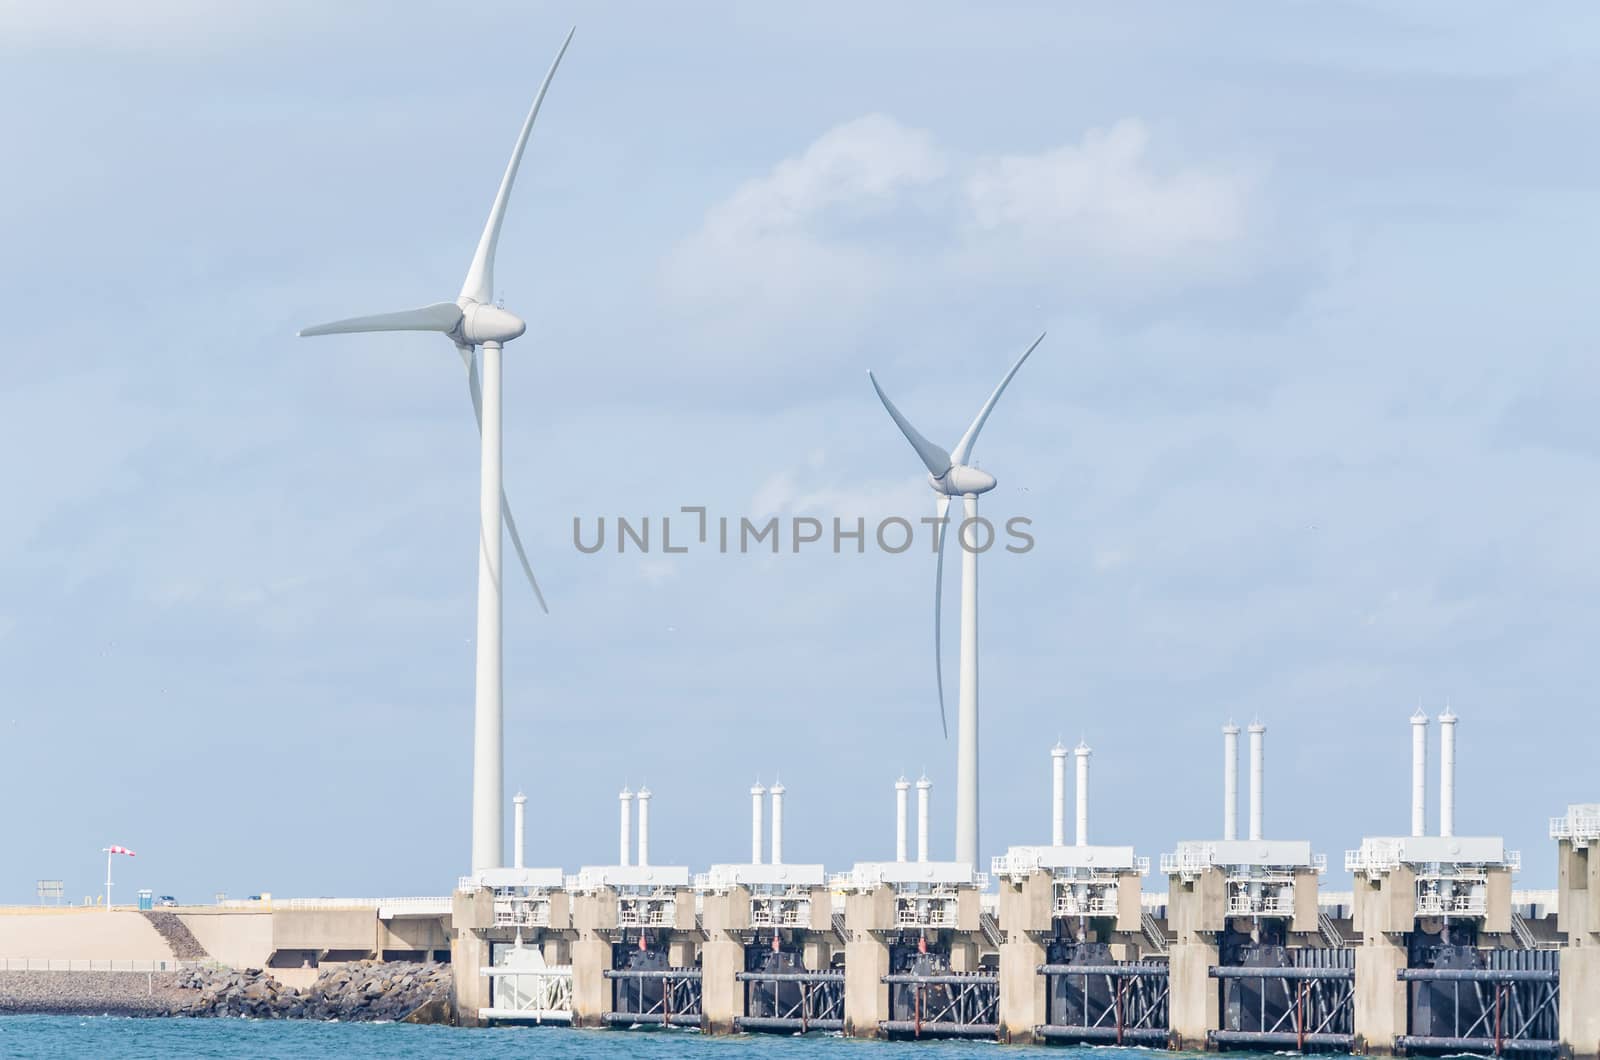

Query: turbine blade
left=458, top=27, right=575, bottom=306
left=949, top=331, right=1046, bottom=466
left=868, top=370, right=952, bottom=477
left=298, top=302, right=463, bottom=338
left=461, top=344, right=551, bottom=614
left=932, top=493, right=951, bottom=739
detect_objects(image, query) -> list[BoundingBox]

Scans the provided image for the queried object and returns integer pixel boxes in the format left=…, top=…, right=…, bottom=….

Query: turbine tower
left=297, top=29, right=574, bottom=874
left=868, top=333, right=1045, bottom=868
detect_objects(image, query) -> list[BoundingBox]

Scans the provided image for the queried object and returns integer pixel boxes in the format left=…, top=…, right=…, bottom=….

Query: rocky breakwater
left=165, top=961, right=453, bottom=1023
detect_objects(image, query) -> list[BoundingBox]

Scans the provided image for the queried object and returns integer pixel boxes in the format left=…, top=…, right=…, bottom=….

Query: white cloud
left=966, top=119, right=1252, bottom=267
left=663, top=114, right=1256, bottom=342
left=661, top=114, right=945, bottom=320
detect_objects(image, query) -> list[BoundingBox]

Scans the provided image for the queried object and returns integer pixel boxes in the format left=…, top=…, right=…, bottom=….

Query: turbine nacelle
left=457, top=301, right=527, bottom=345
left=934, top=465, right=996, bottom=497
left=866, top=330, right=1046, bottom=741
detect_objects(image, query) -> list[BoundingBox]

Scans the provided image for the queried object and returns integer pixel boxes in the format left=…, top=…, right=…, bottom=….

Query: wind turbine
left=298, top=29, right=574, bottom=874
left=868, top=332, right=1045, bottom=868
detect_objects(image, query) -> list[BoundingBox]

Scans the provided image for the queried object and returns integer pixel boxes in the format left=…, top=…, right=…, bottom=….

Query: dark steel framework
left=1397, top=958, right=1560, bottom=1055
left=734, top=969, right=845, bottom=1032
left=603, top=958, right=704, bottom=1028
left=1209, top=944, right=1355, bottom=1051
left=1035, top=961, right=1170, bottom=1045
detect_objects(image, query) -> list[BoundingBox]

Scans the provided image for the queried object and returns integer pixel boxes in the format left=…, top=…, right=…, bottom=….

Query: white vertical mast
left=770, top=781, right=785, bottom=865
left=1074, top=740, right=1092, bottom=847
left=513, top=791, right=527, bottom=869
left=750, top=782, right=766, bottom=865
left=1051, top=743, right=1068, bottom=847
left=1411, top=710, right=1429, bottom=838
left=471, top=342, right=505, bottom=872
left=1223, top=723, right=1240, bottom=841
left=618, top=787, right=633, bottom=867
left=895, top=777, right=911, bottom=862
left=1248, top=722, right=1265, bottom=842
left=636, top=787, right=652, bottom=867
left=1439, top=711, right=1457, bottom=838
left=916, top=774, right=933, bottom=863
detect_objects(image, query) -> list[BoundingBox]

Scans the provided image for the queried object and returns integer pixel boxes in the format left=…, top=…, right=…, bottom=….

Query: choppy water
left=0, top=1016, right=1166, bottom=1059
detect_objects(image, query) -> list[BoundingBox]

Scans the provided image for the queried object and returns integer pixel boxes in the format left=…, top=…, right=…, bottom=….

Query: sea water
left=0, top=1017, right=1179, bottom=1059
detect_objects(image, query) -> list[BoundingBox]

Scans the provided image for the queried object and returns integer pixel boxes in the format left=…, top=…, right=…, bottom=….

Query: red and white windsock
left=105, top=845, right=136, bottom=857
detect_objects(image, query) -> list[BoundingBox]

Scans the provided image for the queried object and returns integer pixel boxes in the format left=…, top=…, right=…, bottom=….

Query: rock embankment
left=0, top=970, right=188, bottom=1016
left=165, top=961, right=452, bottom=1023
left=139, top=910, right=209, bottom=960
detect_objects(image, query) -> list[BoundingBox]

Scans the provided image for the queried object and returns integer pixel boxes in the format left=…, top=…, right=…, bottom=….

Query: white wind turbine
left=868, top=333, right=1045, bottom=868
left=298, top=29, right=574, bottom=873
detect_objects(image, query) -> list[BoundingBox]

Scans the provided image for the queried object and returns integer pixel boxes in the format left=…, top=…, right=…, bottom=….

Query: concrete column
left=895, top=777, right=910, bottom=862
left=998, top=872, right=1052, bottom=1042
left=448, top=888, right=494, bottom=1027
left=844, top=934, right=889, bottom=1037
left=1354, top=938, right=1408, bottom=1055
left=916, top=775, right=932, bottom=863
left=1168, top=939, right=1221, bottom=1049
left=1560, top=945, right=1600, bottom=1059
left=668, top=935, right=698, bottom=969
left=1248, top=722, right=1265, bottom=841
left=618, top=788, right=633, bottom=867
left=570, top=937, right=613, bottom=1027
left=1051, top=743, right=1067, bottom=847
left=512, top=791, right=527, bottom=870
left=770, top=781, right=785, bottom=865
left=636, top=787, right=652, bottom=867
left=1439, top=710, right=1457, bottom=838
left=541, top=935, right=570, bottom=968
left=750, top=782, right=766, bottom=866
left=803, top=938, right=833, bottom=972
left=1410, top=711, right=1428, bottom=837
left=701, top=936, right=746, bottom=1034
left=1074, top=740, right=1091, bottom=847
left=1223, top=723, right=1240, bottom=841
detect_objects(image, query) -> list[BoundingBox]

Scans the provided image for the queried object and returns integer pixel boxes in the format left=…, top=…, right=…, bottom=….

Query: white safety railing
left=0, top=958, right=208, bottom=972
left=1160, top=846, right=1214, bottom=880
left=1416, top=891, right=1488, bottom=917
left=1053, top=892, right=1120, bottom=918
left=220, top=896, right=451, bottom=914
left=481, top=965, right=573, bottom=1023
left=1551, top=808, right=1600, bottom=847
left=493, top=897, right=551, bottom=928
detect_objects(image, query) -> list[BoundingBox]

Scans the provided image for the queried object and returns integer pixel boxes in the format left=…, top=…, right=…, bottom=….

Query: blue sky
left=2, top=2, right=1598, bottom=903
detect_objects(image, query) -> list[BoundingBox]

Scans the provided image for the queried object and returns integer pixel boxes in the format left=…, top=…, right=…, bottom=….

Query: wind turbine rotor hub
left=458, top=301, right=527, bottom=345
left=936, top=465, right=997, bottom=496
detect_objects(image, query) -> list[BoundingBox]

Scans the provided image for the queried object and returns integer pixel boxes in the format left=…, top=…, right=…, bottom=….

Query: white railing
left=616, top=898, right=675, bottom=927
left=1053, top=892, right=1119, bottom=917
left=1227, top=890, right=1297, bottom=917
left=379, top=897, right=453, bottom=916
left=481, top=965, right=573, bottom=1023
left=896, top=901, right=959, bottom=928
left=493, top=898, right=550, bottom=927
left=0, top=958, right=208, bottom=972
left=221, top=896, right=451, bottom=914
left=1161, top=847, right=1214, bottom=879
left=749, top=898, right=810, bottom=928
left=1346, top=840, right=1403, bottom=877
left=1417, top=891, right=1487, bottom=917
left=1551, top=810, right=1600, bottom=846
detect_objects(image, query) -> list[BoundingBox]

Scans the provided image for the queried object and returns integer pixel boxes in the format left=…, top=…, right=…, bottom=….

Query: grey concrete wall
left=270, top=909, right=378, bottom=955
left=1353, top=938, right=1406, bottom=1055
left=1561, top=945, right=1600, bottom=1059
left=176, top=911, right=273, bottom=968
left=1167, top=939, right=1219, bottom=1049
left=843, top=935, right=888, bottom=1038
